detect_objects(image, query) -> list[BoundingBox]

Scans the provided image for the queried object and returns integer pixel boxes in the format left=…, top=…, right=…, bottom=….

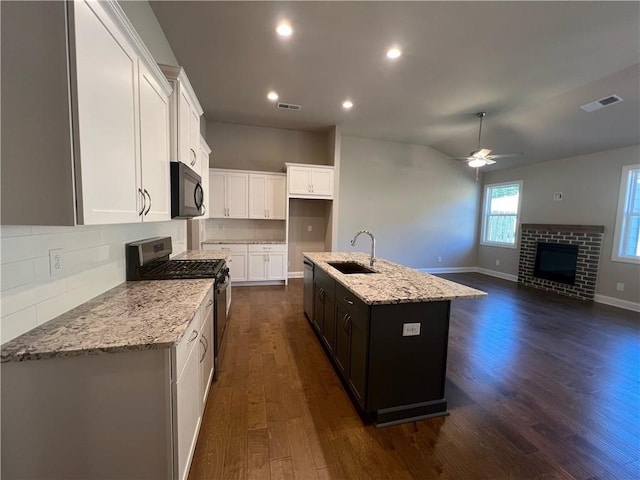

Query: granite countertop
left=173, top=250, right=229, bottom=261
left=0, top=280, right=214, bottom=363
left=202, top=239, right=286, bottom=245
left=304, top=252, right=487, bottom=305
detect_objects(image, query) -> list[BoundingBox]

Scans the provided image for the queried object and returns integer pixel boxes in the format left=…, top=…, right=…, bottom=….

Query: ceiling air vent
left=580, top=94, right=623, bottom=112
left=277, top=102, right=301, bottom=111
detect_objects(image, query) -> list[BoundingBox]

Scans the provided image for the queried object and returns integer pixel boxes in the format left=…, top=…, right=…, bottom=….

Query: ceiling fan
left=452, top=112, right=523, bottom=168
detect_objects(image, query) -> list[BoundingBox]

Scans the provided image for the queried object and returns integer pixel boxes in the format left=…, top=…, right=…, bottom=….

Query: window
left=481, top=181, right=523, bottom=248
left=612, top=165, right=640, bottom=263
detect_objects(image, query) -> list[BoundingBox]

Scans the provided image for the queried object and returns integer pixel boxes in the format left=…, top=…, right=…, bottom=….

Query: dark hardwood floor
left=189, top=274, right=640, bottom=480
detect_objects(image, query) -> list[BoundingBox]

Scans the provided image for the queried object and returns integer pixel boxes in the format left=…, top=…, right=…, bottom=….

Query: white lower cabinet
left=175, top=332, right=202, bottom=480
left=0, top=286, right=215, bottom=480
left=203, top=243, right=248, bottom=282
left=248, top=244, right=287, bottom=281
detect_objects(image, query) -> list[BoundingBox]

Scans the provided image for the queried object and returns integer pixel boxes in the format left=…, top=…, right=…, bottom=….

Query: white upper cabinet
left=209, top=170, right=248, bottom=219
left=286, top=163, right=335, bottom=199
left=73, top=0, right=141, bottom=224
left=0, top=1, right=172, bottom=225
left=248, top=174, right=286, bottom=220
left=159, top=65, right=204, bottom=172
left=138, top=61, right=171, bottom=222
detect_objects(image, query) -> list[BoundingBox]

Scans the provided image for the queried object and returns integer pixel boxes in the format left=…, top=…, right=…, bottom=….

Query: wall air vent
left=580, top=94, right=623, bottom=112
left=277, top=102, right=301, bottom=111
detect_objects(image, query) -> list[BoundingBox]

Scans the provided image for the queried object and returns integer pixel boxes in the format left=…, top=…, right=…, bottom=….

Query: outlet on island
left=402, top=322, right=421, bottom=336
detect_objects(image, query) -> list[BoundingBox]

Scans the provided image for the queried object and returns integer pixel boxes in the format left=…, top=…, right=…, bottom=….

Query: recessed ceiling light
left=386, top=47, right=402, bottom=59
left=267, top=91, right=279, bottom=101
left=276, top=21, right=292, bottom=37
left=342, top=100, right=354, bottom=110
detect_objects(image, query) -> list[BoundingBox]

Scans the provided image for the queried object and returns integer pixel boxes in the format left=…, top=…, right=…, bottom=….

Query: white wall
left=479, top=144, right=640, bottom=305
left=337, top=136, right=481, bottom=269
left=1, top=221, right=186, bottom=343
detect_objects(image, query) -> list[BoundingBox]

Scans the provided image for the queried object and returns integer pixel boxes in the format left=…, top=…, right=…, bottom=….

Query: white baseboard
left=476, top=268, right=518, bottom=282
left=419, top=267, right=478, bottom=274
left=288, top=271, right=303, bottom=279
left=594, top=294, right=640, bottom=313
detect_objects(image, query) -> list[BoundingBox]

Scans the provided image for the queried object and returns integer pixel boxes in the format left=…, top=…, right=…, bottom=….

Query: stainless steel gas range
left=125, top=237, right=229, bottom=379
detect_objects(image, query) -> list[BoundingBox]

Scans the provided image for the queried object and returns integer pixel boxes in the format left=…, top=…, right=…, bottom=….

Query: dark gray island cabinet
left=303, top=252, right=486, bottom=427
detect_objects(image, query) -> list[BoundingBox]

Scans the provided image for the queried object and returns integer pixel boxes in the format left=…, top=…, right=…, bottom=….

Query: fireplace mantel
left=521, top=224, right=604, bottom=233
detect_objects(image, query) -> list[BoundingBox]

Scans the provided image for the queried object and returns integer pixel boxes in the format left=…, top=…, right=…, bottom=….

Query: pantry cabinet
left=248, top=173, right=286, bottom=219
left=285, top=163, right=335, bottom=199
left=1, top=0, right=172, bottom=226
left=159, top=65, right=204, bottom=172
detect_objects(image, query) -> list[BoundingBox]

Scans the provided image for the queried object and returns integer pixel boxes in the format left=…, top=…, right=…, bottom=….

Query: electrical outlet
left=616, top=282, right=625, bottom=292
left=49, top=249, right=64, bottom=276
left=553, top=192, right=563, bottom=201
left=402, top=323, right=420, bottom=336
left=308, top=225, right=312, bottom=232
left=437, top=256, right=442, bottom=263
left=495, top=259, right=500, bottom=266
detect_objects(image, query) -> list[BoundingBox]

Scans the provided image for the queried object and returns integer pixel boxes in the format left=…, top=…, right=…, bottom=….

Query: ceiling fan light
left=468, top=158, right=487, bottom=168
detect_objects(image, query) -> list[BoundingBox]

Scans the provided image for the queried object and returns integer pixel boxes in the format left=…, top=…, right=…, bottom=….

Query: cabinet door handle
left=202, top=204, right=207, bottom=216
left=187, top=329, right=198, bottom=343
left=319, top=287, right=324, bottom=301
left=143, top=189, right=151, bottom=215
left=206, top=298, right=213, bottom=307
left=344, top=297, right=354, bottom=305
left=267, top=209, right=270, bottom=218
left=342, top=313, right=350, bottom=332
left=138, top=188, right=145, bottom=216
left=199, top=337, right=206, bottom=363
left=190, top=148, right=196, bottom=166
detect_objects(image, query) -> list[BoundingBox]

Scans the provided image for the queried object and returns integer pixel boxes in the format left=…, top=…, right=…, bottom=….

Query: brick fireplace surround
left=518, top=224, right=605, bottom=301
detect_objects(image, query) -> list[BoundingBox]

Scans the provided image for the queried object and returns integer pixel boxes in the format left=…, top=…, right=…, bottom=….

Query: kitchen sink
left=327, top=261, right=377, bottom=274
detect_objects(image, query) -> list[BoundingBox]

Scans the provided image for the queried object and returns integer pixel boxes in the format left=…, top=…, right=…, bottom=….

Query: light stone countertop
left=202, top=239, right=286, bottom=245
left=304, top=252, right=487, bottom=305
left=173, top=250, right=229, bottom=261
left=0, top=279, right=214, bottom=363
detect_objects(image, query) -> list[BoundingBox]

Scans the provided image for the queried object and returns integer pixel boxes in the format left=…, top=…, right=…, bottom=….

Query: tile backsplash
left=0, top=221, right=187, bottom=343
left=205, top=218, right=286, bottom=242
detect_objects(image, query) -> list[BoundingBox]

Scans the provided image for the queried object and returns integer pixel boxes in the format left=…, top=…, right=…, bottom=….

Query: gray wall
left=479, top=144, right=640, bottom=304
left=206, top=122, right=330, bottom=172
left=204, top=122, right=331, bottom=273
left=119, top=1, right=178, bottom=66
left=337, top=136, right=481, bottom=269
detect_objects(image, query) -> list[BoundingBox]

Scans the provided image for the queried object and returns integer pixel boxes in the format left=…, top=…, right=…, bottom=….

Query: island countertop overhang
left=303, top=252, right=487, bottom=305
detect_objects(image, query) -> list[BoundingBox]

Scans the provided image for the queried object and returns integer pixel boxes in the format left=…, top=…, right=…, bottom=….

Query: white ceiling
left=150, top=1, right=640, bottom=171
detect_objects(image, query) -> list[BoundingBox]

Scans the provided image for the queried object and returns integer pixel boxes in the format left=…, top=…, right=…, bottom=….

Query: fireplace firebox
left=533, top=242, right=579, bottom=285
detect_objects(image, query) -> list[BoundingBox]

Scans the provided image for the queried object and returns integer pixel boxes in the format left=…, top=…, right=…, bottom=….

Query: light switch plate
left=402, top=323, right=420, bottom=336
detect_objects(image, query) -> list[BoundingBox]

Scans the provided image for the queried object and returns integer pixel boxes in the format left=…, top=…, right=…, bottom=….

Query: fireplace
left=518, top=224, right=604, bottom=301
left=534, top=242, right=579, bottom=285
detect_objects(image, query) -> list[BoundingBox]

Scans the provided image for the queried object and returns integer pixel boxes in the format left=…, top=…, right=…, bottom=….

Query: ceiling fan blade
left=485, top=159, right=496, bottom=165
left=485, top=152, right=523, bottom=159
left=471, top=148, right=492, bottom=159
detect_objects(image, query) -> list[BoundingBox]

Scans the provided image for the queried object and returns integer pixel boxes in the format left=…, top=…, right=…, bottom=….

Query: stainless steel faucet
left=350, top=230, right=376, bottom=267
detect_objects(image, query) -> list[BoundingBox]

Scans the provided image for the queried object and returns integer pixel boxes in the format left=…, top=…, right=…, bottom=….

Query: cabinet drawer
left=211, top=243, right=248, bottom=253
left=247, top=244, right=286, bottom=253
left=335, top=282, right=369, bottom=326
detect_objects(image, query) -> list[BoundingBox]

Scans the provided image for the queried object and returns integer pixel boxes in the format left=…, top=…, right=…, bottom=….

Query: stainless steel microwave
left=170, top=162, right=203, bottom=218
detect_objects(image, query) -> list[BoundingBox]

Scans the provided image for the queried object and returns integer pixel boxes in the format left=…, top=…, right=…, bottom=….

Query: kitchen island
left=303, top=252, right=487, bottom=426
